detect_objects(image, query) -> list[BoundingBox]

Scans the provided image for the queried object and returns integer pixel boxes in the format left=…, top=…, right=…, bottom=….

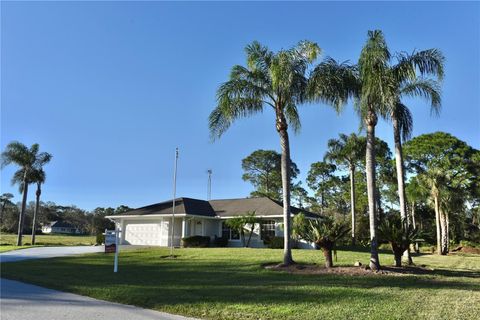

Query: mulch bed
left=451, top=246, right=480, bottom=254
left=263, top=263, right=435, bottom=276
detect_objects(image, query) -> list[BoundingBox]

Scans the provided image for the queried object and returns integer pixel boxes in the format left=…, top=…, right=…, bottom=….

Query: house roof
left=46, top=221, right=77, bottom=228
left=209, top=197, right=319, bottom=218
left=112, top=197, right=217, bottom=217
left=108, top=197, right=320, bottom=219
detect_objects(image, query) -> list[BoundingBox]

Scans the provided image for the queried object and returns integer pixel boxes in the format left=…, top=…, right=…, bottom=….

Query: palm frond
left=245, top=41, right=273, bottom=72
left=284, top=103, right=301, bottom=133
left=308, top=57, right=359, bottom=113
left=394, top=49, right=444, bottom=82
left=209, top=75, right=266, bottom=139
left=400, top=78, right=442, bottom=115
left=393, top=102, right=414, bottom=141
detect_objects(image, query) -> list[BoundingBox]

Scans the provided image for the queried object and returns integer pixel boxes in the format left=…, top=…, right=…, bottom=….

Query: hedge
left=181, top=235, right=210, bottom=248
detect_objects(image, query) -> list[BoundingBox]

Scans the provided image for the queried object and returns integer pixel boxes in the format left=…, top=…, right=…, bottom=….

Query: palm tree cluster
left=1, top=142, right=52, bottom=246
left=209, top=30, right=444, bottom=269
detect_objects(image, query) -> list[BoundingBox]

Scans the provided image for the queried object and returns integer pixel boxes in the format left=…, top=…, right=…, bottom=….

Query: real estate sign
left=105, top=230, right=116, bottom=253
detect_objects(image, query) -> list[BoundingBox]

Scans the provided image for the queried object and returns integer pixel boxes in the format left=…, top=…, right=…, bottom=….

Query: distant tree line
left=0, top=196, right=131, bottom=237
left=241, top=131, right=480, bottom=251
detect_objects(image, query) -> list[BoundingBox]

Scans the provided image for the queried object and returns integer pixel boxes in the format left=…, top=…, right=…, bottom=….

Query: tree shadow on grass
left=3, top=256, right=479, bottom=295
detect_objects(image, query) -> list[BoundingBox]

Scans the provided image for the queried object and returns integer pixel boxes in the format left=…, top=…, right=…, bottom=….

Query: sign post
left=105, top=228, right=119, bottom=272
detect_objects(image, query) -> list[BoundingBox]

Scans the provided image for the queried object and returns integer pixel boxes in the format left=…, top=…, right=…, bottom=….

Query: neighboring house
left=106, top=197, right=320, bottom=249
left=42, top=221, right=82, bottom=234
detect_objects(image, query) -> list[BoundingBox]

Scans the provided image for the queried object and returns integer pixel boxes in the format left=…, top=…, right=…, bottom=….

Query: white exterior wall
left=114, top=215, right=316, bottom=249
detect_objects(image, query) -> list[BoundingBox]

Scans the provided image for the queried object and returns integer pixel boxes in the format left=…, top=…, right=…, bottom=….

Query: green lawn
left=0, top=233, right=96, bottom=248
left=0, top=245, right=33, bottom=253
left=1, top=248, right=479, bottom=320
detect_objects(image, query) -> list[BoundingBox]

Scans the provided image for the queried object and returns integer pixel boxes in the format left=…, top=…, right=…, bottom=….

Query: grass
left=0, top=233, right=96, bottom=248
left=0, top=245, right=33, bottom=253
left=1, top=247, right=479, bottom=320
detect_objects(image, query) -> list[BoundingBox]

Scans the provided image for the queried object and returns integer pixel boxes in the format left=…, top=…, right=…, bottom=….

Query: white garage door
left=125, top=222, right=168, bottom=246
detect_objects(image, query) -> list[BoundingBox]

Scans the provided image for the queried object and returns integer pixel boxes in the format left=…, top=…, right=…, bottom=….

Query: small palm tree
left=324, top=133, right=366, bottom=245
left=0, top=193, right=14, bottom=224
left=378, top=216, right=419, bottom=267
left=225, top=211, right=259, bottom=247
left=1, top=142, right=52, bottom=246
left=209, top=40, right=321, bottom=265
left=301, top=217, right=350, bottom=268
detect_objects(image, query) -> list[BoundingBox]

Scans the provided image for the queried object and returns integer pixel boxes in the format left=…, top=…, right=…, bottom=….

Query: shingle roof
left=113, top=197, right=216, bottom=217
left=110, top=197, right=319, bottom=219
left=48, top=221, right=77, bottom=228
left=210, top=197, right=319, bottom=218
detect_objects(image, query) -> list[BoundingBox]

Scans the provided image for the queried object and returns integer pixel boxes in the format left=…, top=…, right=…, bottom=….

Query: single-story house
left=42, top=221, right=82, bottom=234
left=106, top=197, right=320, bottom=249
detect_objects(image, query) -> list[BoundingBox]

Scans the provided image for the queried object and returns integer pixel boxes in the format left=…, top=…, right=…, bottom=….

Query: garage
left=124, top=220, right=169, bottom=246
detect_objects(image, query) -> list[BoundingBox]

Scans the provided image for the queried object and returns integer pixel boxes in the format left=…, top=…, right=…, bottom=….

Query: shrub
left=96, top=233, right=105, bottom=245
left=267, top=236, right=284, bottom=249
left=459, top=240, right=480, bottom=248
left=213, top=236, right=228, bottom=247
left=182, top=236, right=210, bottom=248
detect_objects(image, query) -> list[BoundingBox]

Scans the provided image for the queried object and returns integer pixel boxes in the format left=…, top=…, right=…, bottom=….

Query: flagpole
left=171, top=147, right=179, bottom=257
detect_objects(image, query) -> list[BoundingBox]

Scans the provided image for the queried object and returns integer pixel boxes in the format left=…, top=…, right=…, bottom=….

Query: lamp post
left=207, top=169, right=212, bottom=200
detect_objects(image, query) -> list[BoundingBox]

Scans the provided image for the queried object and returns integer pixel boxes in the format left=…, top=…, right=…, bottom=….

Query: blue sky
left=1, top=1, right=479, bottom=210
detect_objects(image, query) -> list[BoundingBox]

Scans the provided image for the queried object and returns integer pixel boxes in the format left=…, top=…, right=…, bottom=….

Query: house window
left=261, top=220, right=276, bottom=240
left=222, top=222, right=240, bottom=240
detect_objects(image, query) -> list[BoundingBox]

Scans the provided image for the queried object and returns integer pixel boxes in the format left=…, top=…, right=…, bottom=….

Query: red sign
left=105, top=230, right=116, bottom=254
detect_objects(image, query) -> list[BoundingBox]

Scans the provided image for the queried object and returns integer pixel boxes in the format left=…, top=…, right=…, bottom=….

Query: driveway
left=0, top=278, right=196, bottom=320
left=0, top=246, right=104, bottom=263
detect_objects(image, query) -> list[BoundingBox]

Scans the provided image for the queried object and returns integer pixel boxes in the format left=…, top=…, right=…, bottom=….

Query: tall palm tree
left=324, top=133, right=366, bottom=245
left=309, top=31, right=392, bottom=270
left=388, top=49, right=444, bottom=229
left=30, top=168, right=46, bottom=245
left=1, top=142, right=52, bottom=246
left=356, top=30, right=396, bottom=271
left=209, top=40, right=322, bottom=265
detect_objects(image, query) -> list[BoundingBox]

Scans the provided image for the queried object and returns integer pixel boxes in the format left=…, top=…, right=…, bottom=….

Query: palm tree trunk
left=277, top=114, right=293, bottom=266
left=246, top=224, right=255, bottom=247
left=411, top=201, right=416, bottom=230
left=365, top=111, right=380, bottom=271
left=31, top=183, right=41, bottom=245
left=392, top=117, right=408, bottom=225
left=323, top=248, right=333, bottom=268
left=445, top=211, right=449, bottom=254
left=440, top=209, right=448, bottom=255
left=375, top=187, right=383, bottom=223
left=393, top=118, right=413, bottom=264
left=17, top=181, right=29, bottom=246
left=349, top=165, right=356, bottom=246
left=434, top=195, right=442, bottom=255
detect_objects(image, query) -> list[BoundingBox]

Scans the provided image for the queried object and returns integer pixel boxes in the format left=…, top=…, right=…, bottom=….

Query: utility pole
left=171, top=147, right=179, bottom=257
left=207, top=169, right=212, bottom=200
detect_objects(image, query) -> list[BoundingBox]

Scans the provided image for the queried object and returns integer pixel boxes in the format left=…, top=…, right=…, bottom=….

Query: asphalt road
left=0, top=279, right=196, bottom=320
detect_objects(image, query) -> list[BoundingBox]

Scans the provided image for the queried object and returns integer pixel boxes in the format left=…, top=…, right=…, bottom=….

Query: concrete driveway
left=0, top=278, right=196, bottom=320
left=0, top=246, right=104, bottom=263
left=0, top=246, right=198, bottom=319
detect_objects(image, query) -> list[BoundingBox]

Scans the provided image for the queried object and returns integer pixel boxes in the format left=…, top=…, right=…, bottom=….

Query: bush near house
left=265, top=236, right=284, bottom=249
left=181, top=236, right=210, bottom=248
left=213, top=236, right=228, bottom=247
